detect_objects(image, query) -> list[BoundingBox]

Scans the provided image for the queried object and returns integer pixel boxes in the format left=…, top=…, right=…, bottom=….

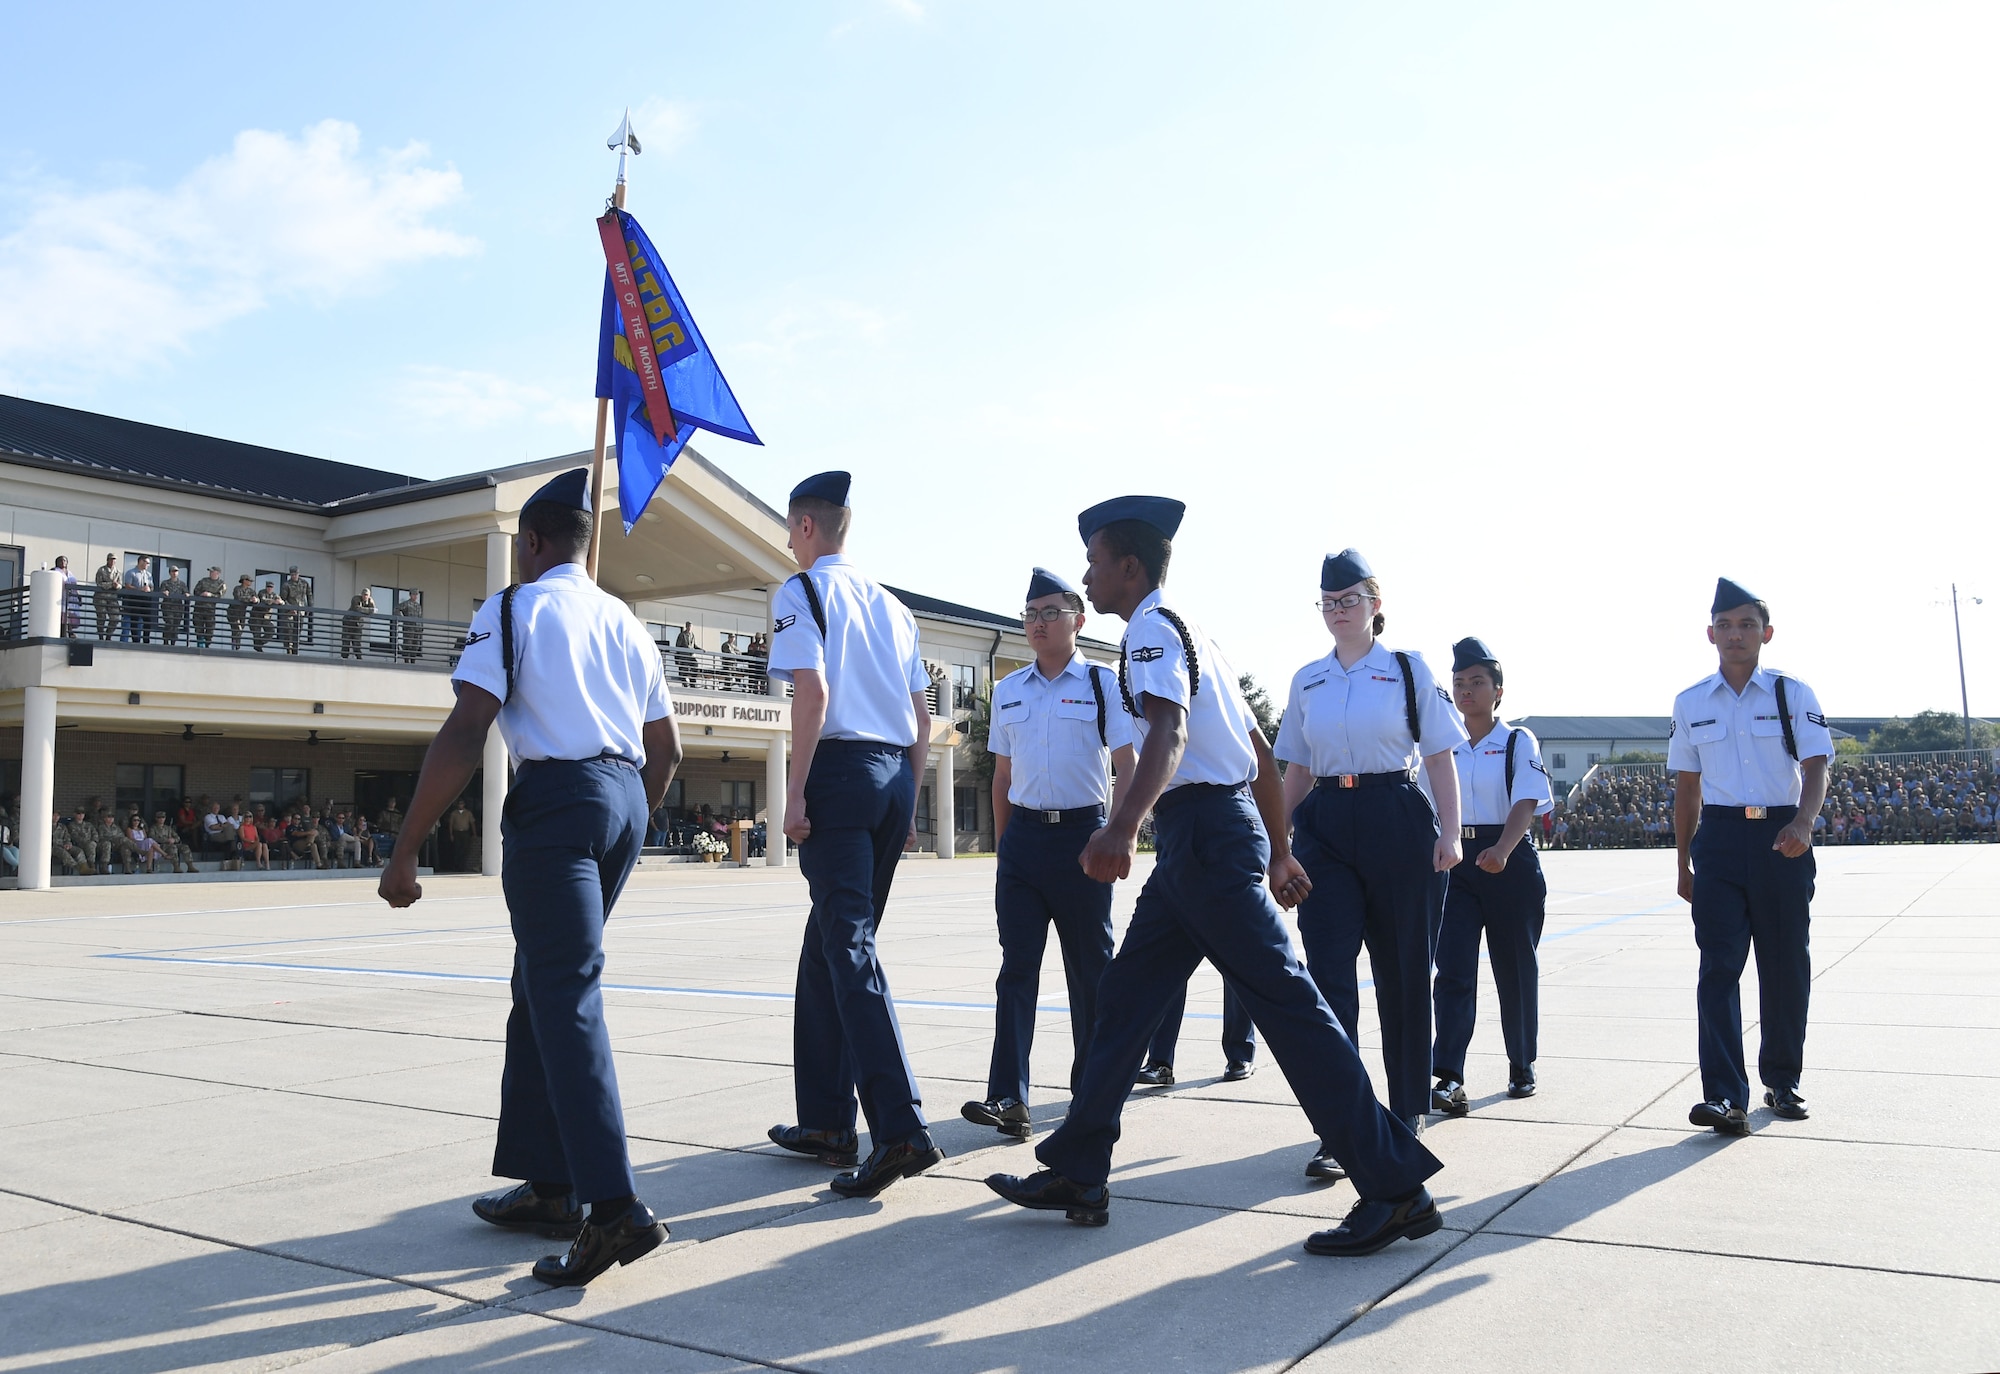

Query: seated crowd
left=1550, top=756, right=2000, bottom=849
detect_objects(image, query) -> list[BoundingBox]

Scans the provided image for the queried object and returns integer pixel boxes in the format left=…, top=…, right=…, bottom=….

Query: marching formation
left=380, top=467, right=1832, bottom=1286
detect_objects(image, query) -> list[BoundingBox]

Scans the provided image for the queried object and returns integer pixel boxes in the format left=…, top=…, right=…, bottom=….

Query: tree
left=1239, top=673, right=1281, bottom=744
left=1864, top=711, right=1998, bottom=754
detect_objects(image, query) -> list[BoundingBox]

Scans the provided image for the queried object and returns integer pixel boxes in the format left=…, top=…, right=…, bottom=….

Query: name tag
left=1691, top=718, right=1717, bottom=728
left=998, top=700, right=1025, bottom=711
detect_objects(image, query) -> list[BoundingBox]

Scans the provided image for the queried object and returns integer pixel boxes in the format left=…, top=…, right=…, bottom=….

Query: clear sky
left=2, top=3, right=1994, bottom=720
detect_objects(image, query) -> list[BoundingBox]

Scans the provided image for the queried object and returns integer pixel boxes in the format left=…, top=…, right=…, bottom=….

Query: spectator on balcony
left=121, top=555, right=155, bottom=643
left=93, top=553, right=120, bottom=640
left=342, top=587, right=376, bottom=658
left=192, top=567, right=226, bottom=647
left=283, top=567, right=313, bottom=653
left=721, top=633, right=742, bottom=691
left=159, top=565, right=190, bottom=646
left=53, top=556, right=80, bottom=637
left=252, top=580, right=280, bottom=651
left=674, top=622, right=697, bottom=683
left=227, top=575, right=255, bottom=650
left=395, top=592, right=423, bottom=662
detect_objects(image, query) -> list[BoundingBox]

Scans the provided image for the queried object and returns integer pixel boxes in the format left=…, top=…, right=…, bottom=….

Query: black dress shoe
left=1133, top=1061, right=1175, bottom=1088
left=1764, top=1087, right=1810, bottom=1120
left=1222, top=1059, right=1256, bottom=1082
left=531, top=1200, right=667, bottom=1286
left=961, top=1098, right=1032, bottom=1140
left=768, top=1123, right=860, bottom=1167
left=471, top=1182, right=582, bottom=1237
left=1304, top=1146, right=1347, bottom=1181
left=830, top=1131, right=945, bottom=1198
left=1430, top=1078, right=1470, bottom=1117
left=1401, top=1113, right=1426, bottom=1138
left=1305, top=1188, right=1443, bottom=1256
left=1689, top=1100, right=1750, bottom=1136
left=985, top=1168, right=1109, bottom=1226
left=1507, top=1066, right=1537, bottom=1099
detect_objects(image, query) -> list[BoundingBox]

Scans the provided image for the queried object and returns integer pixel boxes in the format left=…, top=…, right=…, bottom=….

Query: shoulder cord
left=499, top=583, right=518, bottom=703
left=1775, top=676, right=1799, bottom=761
left=1087, top=663, right=1108, bottom=748
left=1117, top=607, right=1201, bottom=718
left=1505, top=727, right=1519, bottom=795
left=790, top=571, right=828, bottom=637
left=1393, top=650, right=1422, bottom=745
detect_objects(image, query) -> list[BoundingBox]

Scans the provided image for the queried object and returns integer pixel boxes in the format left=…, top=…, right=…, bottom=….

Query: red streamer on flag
left=595, top=211, right=678, bottom=448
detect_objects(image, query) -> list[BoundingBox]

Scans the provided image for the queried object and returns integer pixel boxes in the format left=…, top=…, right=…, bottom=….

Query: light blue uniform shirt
left=1273, top=642, right=1466, bottom=776
left=988, top=653, right=1134, bottom=811
left=1120, top=589, right=1259, bottom=790
left=767, top=553, right=929, bottom=746
left=1452, top=721, right=1554, bottom=826
left=1667, top=666, right=1833, bottom=807
left=452, top=563, right=671, bottom=764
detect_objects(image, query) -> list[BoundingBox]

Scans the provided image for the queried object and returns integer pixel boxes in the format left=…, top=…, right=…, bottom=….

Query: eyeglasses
left=1317, top=593, right=1371, bottom=611
left=1022, top=607, right=1079, bottom=624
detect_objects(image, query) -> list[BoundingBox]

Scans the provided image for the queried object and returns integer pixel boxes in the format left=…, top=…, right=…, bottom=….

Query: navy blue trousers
left=1146, top=978, right=1255, bottom=1067
left=1691, top=805, right=1814, bottom=1110
left=1432, top=828, right=1546, bottom=1080
left=989, top=812, right=1115, bottom=1103
left=1037, top=783, right=1440, bottom=1198
left=493, top=757, right=647, bottom=1205
left=1292, top=780, right=1448, bottom=1123
left=793, top=740, right=926, bottom=1141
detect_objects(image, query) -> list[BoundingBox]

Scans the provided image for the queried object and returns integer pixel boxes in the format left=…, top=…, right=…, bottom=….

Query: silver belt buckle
left=1461, top=826, right=1478, bottom=840
left=1041, top=809, right=1063, bottom=824
left=1744, top=806, right=1768, bottom=820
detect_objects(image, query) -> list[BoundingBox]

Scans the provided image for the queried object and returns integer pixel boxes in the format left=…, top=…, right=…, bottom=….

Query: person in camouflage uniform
left=282, top=567, right=312, bottom=654
left=51, top=811, right=88, bottom=875
left=95, top=810, right=138, bottom=875
left=253, top=580, right=281, bottom=652
left=229, top=575, right=256, bottom=650
left=149, top=811, right=194, bottom=873
left=395, top=593, right=423, bottom=662
left=342, top=586, right=375, bottom=659
left=93, top=554, right=120, bottom=640
left=160, top=565, right=190, bottom=647
left=192, top=566, right=226, bottom=648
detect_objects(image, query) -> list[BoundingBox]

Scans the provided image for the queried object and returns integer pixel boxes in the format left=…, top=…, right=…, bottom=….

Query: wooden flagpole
left=586, top=177, right=627, bottom=582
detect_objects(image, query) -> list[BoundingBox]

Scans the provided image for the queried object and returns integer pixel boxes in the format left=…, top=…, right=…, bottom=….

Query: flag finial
left=606, top=110, right=641, bottom=208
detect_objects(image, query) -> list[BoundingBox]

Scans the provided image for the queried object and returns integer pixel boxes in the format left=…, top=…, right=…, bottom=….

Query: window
left=0, top=757, right=22, bottom=811
left=952, top=664, right=978, bottom=713
left=725, top=780, right=755, bottom=820
left=1586, top=753, right=1602, bottom=767
left=0, top=545, right=21, bottom=590
left=258, top=569, right=314, bottom=598
left=1551, top=753, right=1567, bottom=770
left=662, top=779, right=685, bottom=810
left=249, top=767, right=311, bottom=810
left=914, top=784, right=933, bottom=835
left=116, top=764, right=185, bottom=822
left=954, top=785, right=978, bottom=835
left=369, top=585, right=419, bottom=615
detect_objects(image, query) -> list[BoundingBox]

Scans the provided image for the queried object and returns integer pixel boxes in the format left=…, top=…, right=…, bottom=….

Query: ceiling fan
left=301, top=729, right=348, bottom=747
left=166, top=724, right=224, bottom=741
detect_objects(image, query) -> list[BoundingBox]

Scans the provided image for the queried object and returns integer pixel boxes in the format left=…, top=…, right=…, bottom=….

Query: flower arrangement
left=692, top=831, right=729, bottom=857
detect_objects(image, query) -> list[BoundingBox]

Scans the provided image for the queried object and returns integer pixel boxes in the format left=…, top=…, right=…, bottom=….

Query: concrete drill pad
left=1293, top=1230, right=2000, bottom=1374
left=1625, top=1065, right=2000, bottom=1150
left=509, top=1173, right=1449, bottom=1374
left=294, top=1304, right=761, bottom=1372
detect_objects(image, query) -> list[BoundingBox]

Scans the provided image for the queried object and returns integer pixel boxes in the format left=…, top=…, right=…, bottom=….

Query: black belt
left=1460, top=822, right=1510, bottom=840
left=1153, top=781, right=1245, bottom=812
left=1314, top=770, right=1415, bottom=790
left=518, top=753, right=640, bottom=770
left=1019, top=804, right=1105, bottom=825
left=1702, top=803, right=1797, bottom=822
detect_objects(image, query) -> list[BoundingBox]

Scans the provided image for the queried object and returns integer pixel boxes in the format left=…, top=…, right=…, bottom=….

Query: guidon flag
left=594, top=208, right=761, bottom=532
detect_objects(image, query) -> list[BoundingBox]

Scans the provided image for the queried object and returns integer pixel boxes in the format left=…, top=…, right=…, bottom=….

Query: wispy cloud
left=629, top=99, right=700, bottom=158
left=0, top=120, right=475, bottom=385
left=392, top=365, right=595, bottom=436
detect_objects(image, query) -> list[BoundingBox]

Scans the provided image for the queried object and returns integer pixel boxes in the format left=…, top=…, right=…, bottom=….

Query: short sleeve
left=1509, top=728, right=1555, bottom=814
left=1410, top=653, right=1469, bottom=755
left=1666, top=696, right=1700, bottom=772
left=1123, top=614, right=1190, bottom=713
left=765, top=576, right=822, bottom=683
left=451, top=596, right=508, bottom=701
left=1272, top=668, right=1310, bottom=767
left=987, top=678, right=1016, bottom=758
left=903, top=619, right=929, bottom=695
left=1788, top=677, right=1834, bottom=761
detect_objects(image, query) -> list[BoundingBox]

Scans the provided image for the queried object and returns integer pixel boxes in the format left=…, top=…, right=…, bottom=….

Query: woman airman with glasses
left=1273, top=550, right=1466, bottom=1174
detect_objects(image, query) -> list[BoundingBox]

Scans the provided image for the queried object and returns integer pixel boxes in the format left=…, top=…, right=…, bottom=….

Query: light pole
left=1951, top=583, right=1983, bottom=752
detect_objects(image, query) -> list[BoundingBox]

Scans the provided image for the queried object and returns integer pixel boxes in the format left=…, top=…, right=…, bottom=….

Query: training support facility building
left=0, top=394, right=1113, bottom=888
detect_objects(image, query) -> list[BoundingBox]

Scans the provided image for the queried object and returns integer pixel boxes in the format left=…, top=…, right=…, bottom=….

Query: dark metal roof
left=0, top=393, right=421, bottom=508
left=885, top=584, right=1116, bottom=651
left=1514, top=715, right=1675, bottom=740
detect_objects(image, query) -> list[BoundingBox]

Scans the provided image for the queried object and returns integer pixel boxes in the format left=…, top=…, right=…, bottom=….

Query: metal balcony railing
left=3, top=583, right=471, bottom=671
left=660, top=643, right=780, bottom=696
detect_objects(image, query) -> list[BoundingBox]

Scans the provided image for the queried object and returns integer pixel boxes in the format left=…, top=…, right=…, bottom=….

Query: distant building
left=1511, top=716, right=1674, bottom=793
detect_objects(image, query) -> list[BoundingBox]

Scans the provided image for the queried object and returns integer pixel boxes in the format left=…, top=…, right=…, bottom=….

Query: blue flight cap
left=1077, top=495, right=1185, bottom=543
left=790, top=470, right=852, bottom=507
left=1712, top=576, right=1762, bottom=615
left=1452, top=636, right=1501, bottom=674
left=1321, top=548, right=1374, bottom=591
left=524, top=467, right=592, bottom=513
left=1026, top=566, right=1078, bottom=602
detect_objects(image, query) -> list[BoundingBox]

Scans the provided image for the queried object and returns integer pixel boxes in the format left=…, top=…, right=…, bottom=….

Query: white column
left=19, top=685, right=56, bottom=890
left=935, top=741, right=956, bottom=859
left=481, top=530, right=511, bottom=877
left=764, top=733, right=787, bottom=868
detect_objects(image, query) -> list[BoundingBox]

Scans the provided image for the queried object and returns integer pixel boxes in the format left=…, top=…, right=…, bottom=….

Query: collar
left=535, top=562, right=594, bottom=585
left=1705, top=664, right=1775, bottom=698
left=1465, top=719, right=1513, bottom=750
left=1326, top=640, right=1396, bottom=676
left=1031, top=651, right=1091, bottom=685
left=810, top=553, right=852, bottom=571
left=1131, top=587, right=1166, bottom=621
